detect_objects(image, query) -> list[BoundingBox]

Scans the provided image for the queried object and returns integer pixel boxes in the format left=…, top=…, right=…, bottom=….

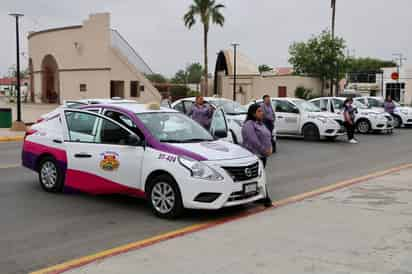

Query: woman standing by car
left=384, top=95, right=396, bottom=115
left=188, top=96, right=214, bottom=129
left=242, top=103, right=273, bottom=207
left=343, top=98, right=358, bottom=144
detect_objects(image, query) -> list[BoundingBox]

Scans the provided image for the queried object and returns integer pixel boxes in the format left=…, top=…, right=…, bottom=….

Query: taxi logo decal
left=200, top=142, right=229, bottom=152
left=100, top=151, right=120, bottom=171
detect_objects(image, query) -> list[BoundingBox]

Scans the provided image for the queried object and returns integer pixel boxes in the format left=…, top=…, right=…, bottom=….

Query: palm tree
left=184, top=0, right=225, bottom=96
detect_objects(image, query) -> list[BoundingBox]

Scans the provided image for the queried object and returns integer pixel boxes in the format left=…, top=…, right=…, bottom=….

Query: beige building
left=28, top=13, right=161, bottom=104
left=213, top=49, right=324, bottom=104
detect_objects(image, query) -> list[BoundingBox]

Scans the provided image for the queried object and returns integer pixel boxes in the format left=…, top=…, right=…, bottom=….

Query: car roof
left=83, top=103, right=179, bottom=114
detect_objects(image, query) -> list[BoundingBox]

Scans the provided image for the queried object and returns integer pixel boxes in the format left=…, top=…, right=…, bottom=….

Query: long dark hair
left=246, top=103, right=260, bottom=122
left=343, top=97, right=353, bottom=106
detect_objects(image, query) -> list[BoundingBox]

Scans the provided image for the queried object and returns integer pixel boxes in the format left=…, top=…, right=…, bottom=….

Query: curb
left=30, top=163, right=412, bottom=274
left=0, top=136, right=24, bottom=142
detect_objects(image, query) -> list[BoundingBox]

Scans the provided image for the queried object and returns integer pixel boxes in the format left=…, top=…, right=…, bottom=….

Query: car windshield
left=292, top=100, right=320, bottom=112
left=353, top=101, right=367, bottom=109
left=136, top=112, right=214, bottom=143
left=210, top=100, right=248, bottom=115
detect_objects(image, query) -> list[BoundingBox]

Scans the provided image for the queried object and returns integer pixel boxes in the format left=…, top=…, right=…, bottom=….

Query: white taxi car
left=310, top=97, right=394, bottom=134
left=171, top=97, right=277, bottom=148
left=22, top=103, right=268, bottom=218
left=252, top=97, right=344, bottom=141
left=354, top=96, right=412, bottom=128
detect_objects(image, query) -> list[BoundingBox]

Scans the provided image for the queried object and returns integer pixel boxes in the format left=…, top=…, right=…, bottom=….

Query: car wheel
left=38, top=156, right=64, bottom=193
left=393, top=115, right=402, bottom=128
left=147, top=174, right=184, bottom=219
left=356, top=119, right=371, bottom=134
left=303, top=124, right=320, bottom=141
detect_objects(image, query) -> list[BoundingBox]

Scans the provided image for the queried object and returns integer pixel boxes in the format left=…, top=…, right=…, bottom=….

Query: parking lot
left=2, top=129, right=412, bottom=274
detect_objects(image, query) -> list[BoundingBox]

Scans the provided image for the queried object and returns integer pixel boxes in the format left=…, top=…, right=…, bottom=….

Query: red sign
left=391, top=72, right=399, bottom=80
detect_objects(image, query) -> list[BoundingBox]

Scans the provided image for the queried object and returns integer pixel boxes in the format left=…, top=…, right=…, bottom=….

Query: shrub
left=170, top=85, right=190, bottom=100
left=295, top=86, right=313, bottom=99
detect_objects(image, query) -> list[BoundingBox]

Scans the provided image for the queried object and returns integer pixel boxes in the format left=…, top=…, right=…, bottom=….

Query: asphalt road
left=1, top=130, right=412, bottom=274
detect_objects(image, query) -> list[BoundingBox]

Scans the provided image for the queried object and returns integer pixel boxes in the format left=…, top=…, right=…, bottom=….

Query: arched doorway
left=41, top=54, right=60, bottom=104
left=28, top=58, right=34, bottom=103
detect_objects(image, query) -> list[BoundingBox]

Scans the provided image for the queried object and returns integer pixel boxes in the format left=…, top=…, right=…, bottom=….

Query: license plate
left=243, top=182, right=258, bottom=194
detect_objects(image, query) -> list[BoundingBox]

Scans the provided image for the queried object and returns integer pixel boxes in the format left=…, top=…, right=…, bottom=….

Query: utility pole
left=392, top=53, right=407, bottom=103
left=231, top=43, right=239, bottom=102
left=331, top=0, right=340, bottom=96
left=9, top=12, right=24, bottom=124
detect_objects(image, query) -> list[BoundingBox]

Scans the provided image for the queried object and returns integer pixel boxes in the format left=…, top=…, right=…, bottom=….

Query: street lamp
left=231, top=43, right=239, bottom=101
left=9, top=12, right=24, bottom=124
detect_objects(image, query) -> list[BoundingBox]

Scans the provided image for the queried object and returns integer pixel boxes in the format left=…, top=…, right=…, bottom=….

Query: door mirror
left=213, top=129, right=228, bottom=139
left=321, top=107, right=328, bottom=112
left=126, top=134, right=142, bottom=146
left=292, top=107, right=300, bottom=114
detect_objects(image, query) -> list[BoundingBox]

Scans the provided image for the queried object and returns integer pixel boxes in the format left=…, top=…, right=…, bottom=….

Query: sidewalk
left=0, top=128, right=25, bottom=142
left=64, top=167, right=412, bottom=274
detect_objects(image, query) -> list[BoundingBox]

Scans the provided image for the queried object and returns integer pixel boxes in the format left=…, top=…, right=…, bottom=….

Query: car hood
left=357, top=109, right=383, bottom=115
left=170, top=140, right=253, bottom=161
left=306, top=111, right=342, bottom=120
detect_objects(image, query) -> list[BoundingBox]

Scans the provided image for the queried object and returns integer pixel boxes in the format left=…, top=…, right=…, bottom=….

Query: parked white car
left=354, top=96, right=412, bottom=128
left=23, top=103, right=268, bottom=219
left=171, top=97, right=277, bottom=148
left=252, top=97, right=344, bottom=141
left=310, top=97, right=394, bottom=134
left=37, top=98, right=137, bottom=122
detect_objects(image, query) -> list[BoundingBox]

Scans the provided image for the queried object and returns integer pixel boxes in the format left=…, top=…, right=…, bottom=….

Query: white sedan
left=354, top=96, right=412, bottom=128
left=310, top=97, right=394, bottom=134
left=252, top=97, right=344, bottom=141
left=22, top=103, right=268, bottom=219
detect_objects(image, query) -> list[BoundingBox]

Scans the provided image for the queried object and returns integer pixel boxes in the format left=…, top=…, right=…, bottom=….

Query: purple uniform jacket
left=261, top=102, right=275, bottom=122
left=384, top=101, right=396, bottom=114
left=241, top=120, right=272, bottom=157
left=189, top=104, right=213, bottom=128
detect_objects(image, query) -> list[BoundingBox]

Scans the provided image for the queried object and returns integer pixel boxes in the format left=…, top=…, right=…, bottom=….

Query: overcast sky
left=0, top=0, right=411, bottom=77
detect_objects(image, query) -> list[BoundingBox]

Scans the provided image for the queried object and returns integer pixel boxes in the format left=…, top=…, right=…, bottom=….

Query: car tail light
left=24, top=129, right=37, bottom=139
left=35, top=118, right=44, bottom=123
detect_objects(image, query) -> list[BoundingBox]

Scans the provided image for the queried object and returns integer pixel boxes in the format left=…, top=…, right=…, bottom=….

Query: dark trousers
left=344, top=121, right=355, bottom=140
left=260, top=157, right=267, bottom=168
left=263, top=120, right=275, bottom=150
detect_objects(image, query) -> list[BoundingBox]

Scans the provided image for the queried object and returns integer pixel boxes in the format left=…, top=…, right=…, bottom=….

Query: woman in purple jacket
left=188, top=96, right=214, bottom=129
left=242, top=103, right=273, bottom=207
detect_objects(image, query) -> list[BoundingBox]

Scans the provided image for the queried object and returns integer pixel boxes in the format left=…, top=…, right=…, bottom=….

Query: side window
left=173, top=102, right=184, bottom=113
left=99, top=119, right=131, bottom=145
left=211, top=109, right=227, bottom=134
left=311, top=100, right=320, bottom=108
left=274, top=100, right=295, bottom=113
left=65, top=111, right=131, bottom=145
left=103, top=110, right=142, bottom=137
left=332, top=99, right=344, bottom=111
left=319, top=99, right=328, bottom=111
left=183, top=101, right=194, bottom=114
left=368, top=98, right=383, bottom=108
left=65, top=111, right=99, bottom=142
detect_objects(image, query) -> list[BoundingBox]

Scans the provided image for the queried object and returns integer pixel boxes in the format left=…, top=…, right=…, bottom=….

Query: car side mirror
left=213, top=129, right=228, bottom=139
left=126, top=134, right=143, bottom=146
left=292, top=108, right=300, bottom=114
left=321, top=107, right=327, bottom=111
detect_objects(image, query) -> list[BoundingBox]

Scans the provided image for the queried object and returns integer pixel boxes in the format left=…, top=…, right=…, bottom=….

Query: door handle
left=277, top=116, right=284, bottom=119
left=74, top=153, right=92, bottom=158
left=53, top=139, right=62, bottom=144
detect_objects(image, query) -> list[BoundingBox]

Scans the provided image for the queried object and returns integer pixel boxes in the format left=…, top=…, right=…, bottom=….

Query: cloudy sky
left=0, top=0, right=411, bottom=77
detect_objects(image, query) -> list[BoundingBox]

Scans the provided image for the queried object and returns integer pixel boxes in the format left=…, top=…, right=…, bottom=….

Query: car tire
left=147, top=174, right=184, bottom=219
left=303, top=124, right=320, bottom=141
left=393, top=115, right=402, bottom=128
left=356, top=119, right=371, bottom=134
left=38, top=156, right=64, bottom=193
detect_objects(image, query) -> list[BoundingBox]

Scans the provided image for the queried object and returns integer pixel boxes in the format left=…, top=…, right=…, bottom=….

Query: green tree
left=289, top=30, right=347, bottom=96
left=184, top=0, right=225, bottom=95
left=346, top=57, right=396, bottom=73
left=186, top=62, right=203, bottom=84
left=171, top=69, right=187, bottom=84
left=146, top=73, right=168, bottom=83
left=258, top=64, right=273, bottom=74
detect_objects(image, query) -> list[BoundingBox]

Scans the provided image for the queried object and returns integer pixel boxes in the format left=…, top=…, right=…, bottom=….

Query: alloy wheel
left=40, top=161, right=58, bottom=189
left=151, top=182, right=176, bottom=214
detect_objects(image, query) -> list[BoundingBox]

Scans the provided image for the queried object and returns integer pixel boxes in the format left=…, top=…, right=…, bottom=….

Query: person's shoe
left=349, top=139, right=358, bottom=144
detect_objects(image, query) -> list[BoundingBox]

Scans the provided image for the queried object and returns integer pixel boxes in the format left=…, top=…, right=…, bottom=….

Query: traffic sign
left=391, top=72, right=399, bottom=80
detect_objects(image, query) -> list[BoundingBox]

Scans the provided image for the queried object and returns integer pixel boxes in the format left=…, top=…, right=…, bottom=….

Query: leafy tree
left=184, top=0, right=225, bottom=95
left=186, top=62, right=203, bottom=84
left=258, top=64, right=273, bottom=73
left=295, top=86, right=313, bottom=99
left=146, top=73, right=168, bottom=83
left=289, top=30, right=347, bottom=96
left=346, top=57, right=396, bottom=73
left=170, top=85, right=190, bottom=99
left=171, top=69, right=187, bottom=84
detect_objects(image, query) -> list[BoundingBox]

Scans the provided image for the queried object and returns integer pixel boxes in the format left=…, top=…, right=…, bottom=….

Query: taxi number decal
left=158, top=153, right=177, bottom=163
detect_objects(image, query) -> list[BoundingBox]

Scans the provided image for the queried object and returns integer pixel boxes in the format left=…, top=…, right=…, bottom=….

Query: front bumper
left=178, top=157, right=267, bottom=210
left=319, top=120, right=345, bottom=137
left=371, top=116, right=394, bottom=131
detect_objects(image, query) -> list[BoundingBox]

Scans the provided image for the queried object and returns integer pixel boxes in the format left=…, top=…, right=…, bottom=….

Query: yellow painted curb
left=0, top=136, right=24, bottom=142
left=30, top=163, right=412, bottom=274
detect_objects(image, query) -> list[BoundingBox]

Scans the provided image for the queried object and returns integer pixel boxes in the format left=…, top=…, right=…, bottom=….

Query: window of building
left=130, top=81, right=139, bottom=97
left=278, top=86, right=287, bottom=97
left=80, top=84, right=87, bottom=92
left=140, top=85, right=145, bottom=92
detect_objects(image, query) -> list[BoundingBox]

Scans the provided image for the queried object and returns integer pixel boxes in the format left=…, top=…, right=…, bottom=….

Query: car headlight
left=313, top=115, right=327, bottom=123
left=401, top=109, right=409, bottom=115
left=366, top=113, right=378, bottom=119
left=178, top=156, right=224, bottom=181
